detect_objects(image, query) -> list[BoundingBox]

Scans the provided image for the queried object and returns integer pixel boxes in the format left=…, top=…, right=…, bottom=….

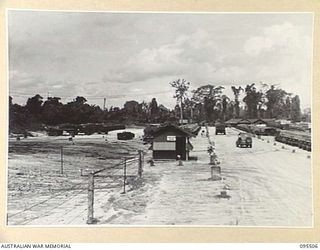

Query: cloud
left=103, top=45, right=183, bottom=83
left=8, top=12, right=313, bottom=109
left=243, top=22, right=309, bottom=56
left=102, top=29, right=218, bottom=83
left=101, top=21, right=312, bottom=109
left=9, top=70, right=45, bottom=89
left=244, top=37, right=273, bottom=56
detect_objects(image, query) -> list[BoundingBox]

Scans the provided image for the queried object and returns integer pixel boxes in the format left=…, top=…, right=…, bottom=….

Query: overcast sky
left=8, top=11, right=313, bottom=110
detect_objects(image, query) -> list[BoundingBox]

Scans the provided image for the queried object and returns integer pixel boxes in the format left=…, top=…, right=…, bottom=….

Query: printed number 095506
left=300, top=244, right=318, bottom=248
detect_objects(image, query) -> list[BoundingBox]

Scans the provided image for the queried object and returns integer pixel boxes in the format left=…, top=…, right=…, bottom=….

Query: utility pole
left=103, top=98, right=106, bottom=111
left=180, top=99, right=183, bottom=124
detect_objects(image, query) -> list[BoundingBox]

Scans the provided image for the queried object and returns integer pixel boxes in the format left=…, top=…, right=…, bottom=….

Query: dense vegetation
left=9, top=80, right=310, bottom=133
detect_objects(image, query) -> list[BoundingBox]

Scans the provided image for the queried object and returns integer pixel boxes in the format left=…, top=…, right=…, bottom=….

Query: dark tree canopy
left=8, top=81, right=304, bottom=133
left=291, top=95, right=301, bottom=122
left=243, top=84, right=263, bottom=118
left=265, top=85, right=288, bottom=118
left=26, top=94, right=43, bottom=115
left=150, top=98, right=158, bottom=117
left=231, top=86, right=243, bottom=118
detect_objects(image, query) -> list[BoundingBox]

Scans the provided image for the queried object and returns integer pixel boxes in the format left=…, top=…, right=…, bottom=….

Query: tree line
left=9, top=79, right=308, bottom=133
left=170, top=79, right=305, bottom=123
left=9, top=94, right=176, bottom=133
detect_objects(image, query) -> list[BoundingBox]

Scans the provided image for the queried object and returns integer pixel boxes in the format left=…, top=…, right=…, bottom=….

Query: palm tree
left=231, top=86, right=243, bottom=118
left=170, top=79, right=190, bottom=122
left=221, top=95, right=230, bottom=121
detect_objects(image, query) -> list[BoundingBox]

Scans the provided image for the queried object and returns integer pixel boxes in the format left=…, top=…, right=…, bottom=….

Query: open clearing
left=7, top=127, right=312, bottom=226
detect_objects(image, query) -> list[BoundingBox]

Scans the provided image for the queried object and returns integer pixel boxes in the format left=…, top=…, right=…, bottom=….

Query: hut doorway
left=176, top=137, right=186, bottom=160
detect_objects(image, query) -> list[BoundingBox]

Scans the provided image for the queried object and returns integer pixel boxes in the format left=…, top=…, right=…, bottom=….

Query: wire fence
left=7, top=140, right=148, bottom=225
left=7, top=179, right=89, bottom=225
left=85, top=150, right=145, bottom=224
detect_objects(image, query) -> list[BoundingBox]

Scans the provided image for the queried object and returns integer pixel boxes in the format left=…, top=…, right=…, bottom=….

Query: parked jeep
left=215, top=124, right=226, bottom=135
left=236, top=133, right=252, bottom=148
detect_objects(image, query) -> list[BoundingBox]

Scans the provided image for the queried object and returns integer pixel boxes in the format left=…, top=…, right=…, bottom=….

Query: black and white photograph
left=7, top=10, right=313, bottom=227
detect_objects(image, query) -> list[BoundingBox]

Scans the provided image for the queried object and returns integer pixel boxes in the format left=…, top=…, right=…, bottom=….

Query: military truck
left=236, top=133, right=252, bottom=148
left=117, top=131, right=135, bottom=140
left=215, top=124, right=226, bottom=135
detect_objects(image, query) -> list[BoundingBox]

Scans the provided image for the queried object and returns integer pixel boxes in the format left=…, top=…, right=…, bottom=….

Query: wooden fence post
left=60, top=146, right=64, bottom=174
left=123, top=158, right=127, bottom=194
left=87, top=172, right=94, bottom=224
left=210, top=166, right=221, bottom=181
left=138, top=150, right=143, bottom=178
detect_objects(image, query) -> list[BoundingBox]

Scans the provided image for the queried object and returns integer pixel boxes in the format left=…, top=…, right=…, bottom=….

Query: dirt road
left=7, top=126, right=313, bottom=226
left=122, top=127, right=313, bottom=226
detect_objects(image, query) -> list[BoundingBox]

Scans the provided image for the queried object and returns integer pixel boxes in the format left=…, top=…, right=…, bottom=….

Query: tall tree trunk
left=235, top=100, right=240, bottom=118
left=190, top=107, right=193, bottom=121
left=180, top=99, right=183, bottom=122
left=269, top=107, right=273, bottom=119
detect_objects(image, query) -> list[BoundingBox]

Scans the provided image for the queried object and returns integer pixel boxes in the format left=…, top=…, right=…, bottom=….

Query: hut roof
left=248, top=118, right=267, bottom=124
left=261, top=118, right=276, bottom=122
left=225, top=118, right=243, bottom=124
left=225, top=118, right=251, bottom=124
left=238, top=119, right=251, bottom=124
left=152, top=123, right=195, bottom=137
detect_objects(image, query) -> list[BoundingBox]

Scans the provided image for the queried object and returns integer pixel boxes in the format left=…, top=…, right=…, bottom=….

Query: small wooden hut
left=151, top=124, right=194, bottom=160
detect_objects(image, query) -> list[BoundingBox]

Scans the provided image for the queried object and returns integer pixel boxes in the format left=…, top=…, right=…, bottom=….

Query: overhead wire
left=9, top=89, right=172, bottom=100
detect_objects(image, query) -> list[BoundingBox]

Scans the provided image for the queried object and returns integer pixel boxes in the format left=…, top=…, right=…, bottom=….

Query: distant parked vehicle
left=117, top=131, right=135, bottom=140
left=237, top=124, right=279, bottom=136
left=215, top=124, right=226, bottom=135
left=275, top=130, right=311, bottom=151
left=236, top=133, right=252, bottom=148
left=46, top=127, right=63, bottom=136
left=250, top=126, right=278, bottom=136
left=79, top=123, right=125, bottom=135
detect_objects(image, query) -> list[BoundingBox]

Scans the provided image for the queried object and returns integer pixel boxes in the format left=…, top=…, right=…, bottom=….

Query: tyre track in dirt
left=213, top=127, right=312, bottom=226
